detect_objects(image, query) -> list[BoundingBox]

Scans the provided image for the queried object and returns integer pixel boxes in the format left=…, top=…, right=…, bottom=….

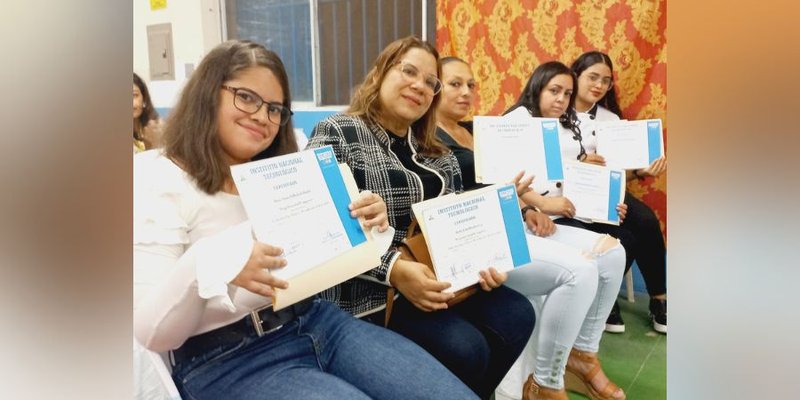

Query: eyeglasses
left=396, top=61, right=442, bottom=95
left=584, top=73, right=614, bottom=89
left=221, top=85, right=293, bottom=126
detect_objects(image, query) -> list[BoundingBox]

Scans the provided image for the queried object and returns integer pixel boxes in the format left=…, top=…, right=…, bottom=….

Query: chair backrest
left=133, top=338, right=181, bottom=400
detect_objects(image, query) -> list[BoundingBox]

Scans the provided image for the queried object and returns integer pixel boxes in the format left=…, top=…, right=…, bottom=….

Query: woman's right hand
left=538, top=196, right=577, bottom=218
left=389, top=258, right=454, bottom=312
left=231, top=242, right=289, bottom=298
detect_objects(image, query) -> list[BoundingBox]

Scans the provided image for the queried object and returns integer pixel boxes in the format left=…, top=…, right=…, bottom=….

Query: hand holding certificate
left=231, top=146, right=381, bottom=309
left=595, top=119, right=664, bottom=170
left=410, top=184, right=531, bottom=292
left=473, top=114, right=564, bottom=184
left=562, top=161, right=626, bottom=225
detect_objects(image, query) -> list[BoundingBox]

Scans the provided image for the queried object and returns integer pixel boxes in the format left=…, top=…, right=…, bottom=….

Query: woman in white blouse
left=133, top=39, right=477, bottom=400
left=569, top=51, right=667, bottom=335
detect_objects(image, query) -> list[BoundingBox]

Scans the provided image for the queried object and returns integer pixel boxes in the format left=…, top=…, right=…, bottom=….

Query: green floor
left=567, top=292, right=666, bottom=400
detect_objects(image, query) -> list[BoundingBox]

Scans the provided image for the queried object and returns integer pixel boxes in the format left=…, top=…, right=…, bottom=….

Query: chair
left=624, top=269, right=635, bottom=302
left=134, top=338, right=181, bottom=400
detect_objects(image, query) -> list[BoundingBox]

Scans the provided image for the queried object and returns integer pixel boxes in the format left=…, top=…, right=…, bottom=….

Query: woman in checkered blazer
left=307, top=36, right=536, bottom=400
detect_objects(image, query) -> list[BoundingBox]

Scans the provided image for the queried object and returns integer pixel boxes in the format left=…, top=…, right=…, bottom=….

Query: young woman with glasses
left=436, top=57, right=627, bottom=400
left=133, top=39, right=478, bottom=400
left=307, top=36, right=535, bottom=399
left=570, top=51, right=667, bottom=334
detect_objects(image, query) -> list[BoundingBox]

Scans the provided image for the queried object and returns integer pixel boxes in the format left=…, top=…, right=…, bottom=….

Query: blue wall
left=293, top=110, right=339, bottom=138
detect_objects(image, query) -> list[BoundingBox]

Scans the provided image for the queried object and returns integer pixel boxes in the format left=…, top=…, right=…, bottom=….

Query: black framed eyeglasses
left=396, top=61, right=442, bottom=95
left=221, top=85, right=293, bottom=126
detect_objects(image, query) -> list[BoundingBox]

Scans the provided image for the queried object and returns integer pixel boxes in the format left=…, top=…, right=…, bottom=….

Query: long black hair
left=505, top=61, right=585, bottom=159
left=570, top=51, right=623, bottom=119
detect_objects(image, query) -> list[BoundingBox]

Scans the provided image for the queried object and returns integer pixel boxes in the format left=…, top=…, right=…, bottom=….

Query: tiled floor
left=566, top=292, right=666, bottom=399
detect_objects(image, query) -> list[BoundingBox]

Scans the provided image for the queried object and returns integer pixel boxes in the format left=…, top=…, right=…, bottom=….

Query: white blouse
left=133, top=150, right=271, bottom=353
left=506, top=106, right=596, bottom=197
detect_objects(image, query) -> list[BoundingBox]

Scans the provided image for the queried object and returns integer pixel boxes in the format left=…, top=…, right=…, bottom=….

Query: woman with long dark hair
left=503, top=61, right=629, bottom=400
left=133, top=73, right=162, bottom=152
left=570, top=51, right=667, bottom=334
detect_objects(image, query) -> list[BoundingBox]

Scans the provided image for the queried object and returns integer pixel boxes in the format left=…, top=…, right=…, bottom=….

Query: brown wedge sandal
left=564, top=348, right=626, bottom=400
left=522, top=374, right=568, bottom=400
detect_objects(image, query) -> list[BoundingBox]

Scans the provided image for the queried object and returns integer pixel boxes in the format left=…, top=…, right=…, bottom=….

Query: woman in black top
left=435, top=57, right=628, bottom=400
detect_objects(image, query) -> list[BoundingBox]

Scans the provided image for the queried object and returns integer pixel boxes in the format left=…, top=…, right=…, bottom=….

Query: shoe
left=649, top=298, right=667, bottom=333
left=565, top=349, right=626, bottom=400
left=604, top=300, right=625, bottom=333
left=522, top=374, right=568, bottom=400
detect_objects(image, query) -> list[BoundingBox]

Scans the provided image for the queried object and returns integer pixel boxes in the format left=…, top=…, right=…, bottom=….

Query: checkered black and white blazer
left=307, top=113, right=463, bottom=316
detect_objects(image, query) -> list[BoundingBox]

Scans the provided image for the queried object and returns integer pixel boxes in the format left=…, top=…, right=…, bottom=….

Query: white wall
left=133, top=0, right=222, bottom=108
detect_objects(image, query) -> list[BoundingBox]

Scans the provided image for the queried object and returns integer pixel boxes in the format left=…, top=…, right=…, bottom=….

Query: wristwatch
left=520, top=205, right=537, bottom=219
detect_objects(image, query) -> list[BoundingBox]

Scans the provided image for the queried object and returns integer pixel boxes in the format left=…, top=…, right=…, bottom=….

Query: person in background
left=570, top=50, right=667, bottom=334
left=133, top=39, right=478, bottom=400
left=133, top=73, right=163, bottom=153
left=307, top=36, right=535, bottom=399
left=437, top=56, right=626, bottom=400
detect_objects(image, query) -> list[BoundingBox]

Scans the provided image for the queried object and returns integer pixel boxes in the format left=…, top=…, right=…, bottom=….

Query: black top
left=386, top=130, right=443, bottom=200
left=435, top=121, right=486, bottom=191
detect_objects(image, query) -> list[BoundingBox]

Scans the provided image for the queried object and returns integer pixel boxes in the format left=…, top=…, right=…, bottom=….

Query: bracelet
left=521, top=205, right=537, bottom=219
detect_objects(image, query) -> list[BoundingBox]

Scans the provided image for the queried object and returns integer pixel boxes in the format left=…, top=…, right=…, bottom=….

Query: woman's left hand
left=617, top=203, right=628, bottom=223
left=349, top=190, right=389, bottom=232
left=478, top=267, right=507, bottom=292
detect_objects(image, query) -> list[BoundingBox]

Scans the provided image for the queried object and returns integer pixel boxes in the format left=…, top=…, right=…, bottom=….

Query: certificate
left=595, top=119, right=664, bottom=170
left=474, top=114, right=564, bottom=184
left=562, top=161, right=625, bottom=225
left=411, top=184, right=531, bottom=292
left=231, top=146, right=380, bottom=309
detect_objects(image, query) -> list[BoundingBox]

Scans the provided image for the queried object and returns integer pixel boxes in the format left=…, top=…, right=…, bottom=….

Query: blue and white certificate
left=562, top=161, right=626, bottom=225
left=231, top=146, right=378, bottom=308
left=595, top=119, right=664, bottom=170
left=411, top=184, right=531, bottom=292
left=474, top=113, right=564, bottom=184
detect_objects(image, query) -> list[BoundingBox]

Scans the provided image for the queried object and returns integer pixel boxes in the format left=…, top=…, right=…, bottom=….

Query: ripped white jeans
left=500, top=224, right=626, bottom=394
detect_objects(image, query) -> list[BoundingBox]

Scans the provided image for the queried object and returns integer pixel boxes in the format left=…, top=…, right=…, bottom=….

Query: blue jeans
left=172, top=299, right=477, bottom=400
left=384, top=286, right=535, bottom=399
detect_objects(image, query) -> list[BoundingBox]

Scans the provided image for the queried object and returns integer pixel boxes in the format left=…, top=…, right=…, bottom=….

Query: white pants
left=498, top=224, right=626, bottom=397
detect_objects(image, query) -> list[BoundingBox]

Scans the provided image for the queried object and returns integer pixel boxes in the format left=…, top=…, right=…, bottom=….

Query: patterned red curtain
left=436, top=0, right=667, bottom=236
